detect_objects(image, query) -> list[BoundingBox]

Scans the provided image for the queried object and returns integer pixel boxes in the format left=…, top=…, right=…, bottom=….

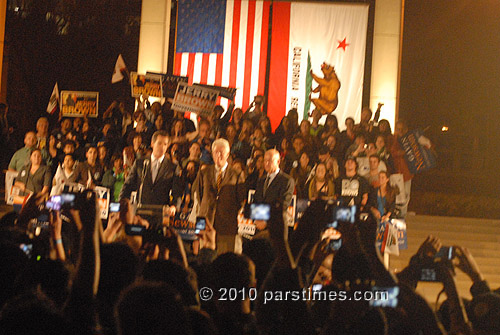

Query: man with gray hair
left=192, top=138, right=246, bottom=253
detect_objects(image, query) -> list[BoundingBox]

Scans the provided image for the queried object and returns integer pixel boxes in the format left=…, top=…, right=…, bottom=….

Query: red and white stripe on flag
left=174, top=0, right=270, bottom=111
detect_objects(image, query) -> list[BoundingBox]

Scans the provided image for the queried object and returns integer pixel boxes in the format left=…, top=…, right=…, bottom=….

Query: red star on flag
left=337, top=37, right=350, bottom=51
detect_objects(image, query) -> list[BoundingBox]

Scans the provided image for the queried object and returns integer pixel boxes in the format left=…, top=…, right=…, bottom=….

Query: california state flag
left=267, top=2, right=368, bottom=127
left=46, top=82, right=59, bottom=114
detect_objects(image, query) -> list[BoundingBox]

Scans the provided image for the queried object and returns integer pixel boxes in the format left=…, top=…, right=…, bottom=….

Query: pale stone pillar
left=137, top=0, right=172, bottom=74
left=370, top=0, right=404, bottom=129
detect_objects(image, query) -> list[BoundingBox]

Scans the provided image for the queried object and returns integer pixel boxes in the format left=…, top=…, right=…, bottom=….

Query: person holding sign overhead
left=192, top=138, right=246, bottom=254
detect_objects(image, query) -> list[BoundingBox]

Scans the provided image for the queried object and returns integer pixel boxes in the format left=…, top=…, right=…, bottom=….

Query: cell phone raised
left=369, top=286, right=400, bottom=308
left=46, top=195, right=62, bottom=211
left=435, top=246, right=454, bottom=261
left=250, top=203, right=271, bottom=221
left=109, top=202, right=120, bottom=213
left=195, top=217, right=206, bottom=234
left=326, top=238, right=342, bottom=252
left=326, top=205, right=356, bottom=228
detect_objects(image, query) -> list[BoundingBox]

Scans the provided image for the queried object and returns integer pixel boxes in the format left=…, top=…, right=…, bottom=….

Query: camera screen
left=46, top=195, right=61, bottom=210
left=195, top=217, right=206, bottom=234
left=125, top=225, right=146, bottom=236
left=370, top=286, right=400, bottom=308
left=327, top=206, right=356, bottom=228
left=420, top=268, right=438, bottom=282
left=19, top=243, right=33, bottom=258
left=250, top=204, right=271, bottom=221
left=60, top=193, right=76, bottom=207
left=109, top=202, right=120, bottom=212
left=335, top=206, right=356, bottom=223
left=327, top=239, right=342, bottom=251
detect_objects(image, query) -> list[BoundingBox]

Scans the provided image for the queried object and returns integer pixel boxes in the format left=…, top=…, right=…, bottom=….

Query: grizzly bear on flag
left=309, top=62, right=341, bottom=115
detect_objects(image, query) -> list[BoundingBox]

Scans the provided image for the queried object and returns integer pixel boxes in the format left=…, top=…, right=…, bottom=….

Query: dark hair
left=152, top=130, right=169, bottom=144
left=85, top=145, right=97, bottom=153
left=115, top=281, right=192, bottom=335
left=211, top=253, right=253, bottom=292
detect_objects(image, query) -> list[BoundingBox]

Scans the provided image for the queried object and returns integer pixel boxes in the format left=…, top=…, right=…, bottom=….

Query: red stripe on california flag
left=258, top=1, right=270, bottom=95
left=229, top=0, right=241, bottom=90
left=242, top=0, right=256, bottom=110
left=215, top=54, right=223, bottom=87
left=200, top=54, right=210, bottom=84
left=268, top=2, right=290, bottom=131
left=187, top=53, right=196, bottom=85
left=174, top=53, right=182, bottom=76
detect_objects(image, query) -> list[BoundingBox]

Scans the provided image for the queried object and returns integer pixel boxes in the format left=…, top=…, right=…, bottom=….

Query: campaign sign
left=399, top=129, right=436, bottom=174
left=169, top=212, right=199, bottom=240
left=5, top=170, right=18, bottom=203
left=172, top=82, right=219, bottom=117
left=192, top=83, right=237, bottom=100
left=60, top=91, right=99, bottom=118
left=389, top=174, right=406, bottom=205
left=147, top=72, right=188, bottom=99
left=375, top=219, right=408, bottom=250
left=130, top=72, right=163, bottom=98
left=94, top=186, right=110, bottom=220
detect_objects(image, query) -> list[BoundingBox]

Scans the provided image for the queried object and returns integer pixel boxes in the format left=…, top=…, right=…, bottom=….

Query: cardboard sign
left=146, top=72, right=188, bottom=99
left=376, top=219, right=408, bottom=251
left=94, top=186, right=110, bottom=220
left=193, top=83, right=237, bottom=100
left=5, top=170, right=18, bottom=203
left=286, top=195, right=297, bottom=227
left=60, top=91, right=99, bottom=118
left=172, top=81, right=219, bottom=117
left=169, top=211, right=199, bottom=240
left=130, top=72, right=163, bottom=98
left=399, top=129, right=436, bottom=174
left=389, top=173, right=406, bottom=205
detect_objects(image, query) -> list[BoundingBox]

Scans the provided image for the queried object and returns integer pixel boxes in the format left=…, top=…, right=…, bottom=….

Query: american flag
left=174, top=0, right=270, bottom=111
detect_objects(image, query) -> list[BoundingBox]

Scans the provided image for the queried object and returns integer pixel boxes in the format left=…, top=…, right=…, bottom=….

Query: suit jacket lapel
left=152, top=158, right=168, bottom=185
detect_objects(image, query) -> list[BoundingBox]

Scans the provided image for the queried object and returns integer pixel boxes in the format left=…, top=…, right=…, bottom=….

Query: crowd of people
left=1, top=98, right=499, bottom=334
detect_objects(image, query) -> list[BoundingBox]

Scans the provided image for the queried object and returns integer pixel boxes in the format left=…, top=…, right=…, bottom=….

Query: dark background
left=399, top=1, right=500, bottom=198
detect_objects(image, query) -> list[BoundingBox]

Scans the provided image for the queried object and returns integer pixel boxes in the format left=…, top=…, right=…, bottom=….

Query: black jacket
left=119, top=156, right=176, bottom=205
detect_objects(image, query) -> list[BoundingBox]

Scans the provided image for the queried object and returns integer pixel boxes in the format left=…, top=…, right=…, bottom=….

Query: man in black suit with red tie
left=253, top=149, right=295, bottom=232
left=119, top=130, right=176, bottom=208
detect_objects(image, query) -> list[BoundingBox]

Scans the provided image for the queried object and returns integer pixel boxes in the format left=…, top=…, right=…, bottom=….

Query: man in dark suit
left=119, top=130, right=176, bottom=207
left=192, top=138, right=246, bottom=254
left=253, top=149, right=295, bottom=232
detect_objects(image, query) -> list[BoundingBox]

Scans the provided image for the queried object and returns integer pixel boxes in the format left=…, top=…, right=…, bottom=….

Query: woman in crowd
left=98, top=144, right=111, bottom=171
left=102, top=154, right=126, bottom=202
left=246, top=154, right=265, bottom=191
left=14, top=148, right=51, bottom=198
left=369, top=170, right=398, bottom=222
left=319, top=114, right=340, bottom=142
left=375, top=134, right=394, bottom=172
left=229, top=107, right=243, bottom=133
left=181, top=141, right=201, bottom=169
left=51, top=154, right=77, bottom=196
left=308, top=162, right=334, bottom=201
left=290, top=151, right=312, bottom=200
left=122, top=146, right=136, bottom=178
